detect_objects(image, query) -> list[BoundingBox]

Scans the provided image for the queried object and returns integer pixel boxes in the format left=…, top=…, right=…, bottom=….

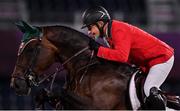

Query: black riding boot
left=142, top=87, right=167, bottom=110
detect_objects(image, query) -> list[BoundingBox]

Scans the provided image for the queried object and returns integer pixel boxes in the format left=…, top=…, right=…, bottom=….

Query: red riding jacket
left=97, top=20, right=174, bottom=72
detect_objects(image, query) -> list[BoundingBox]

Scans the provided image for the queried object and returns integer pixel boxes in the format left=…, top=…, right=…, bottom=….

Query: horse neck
left=67, top=50, right=93, bottom=70
left=44, top=26, right=89, bottom=49
left=44, top=26, right=91, bottom=75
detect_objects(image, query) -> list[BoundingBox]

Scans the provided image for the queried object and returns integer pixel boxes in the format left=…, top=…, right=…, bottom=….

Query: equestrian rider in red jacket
left=81, top=6, right=174, bottom=109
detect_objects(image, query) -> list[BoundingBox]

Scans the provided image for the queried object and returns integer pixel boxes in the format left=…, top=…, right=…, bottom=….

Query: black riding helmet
left=81, top=6, right=111, bottom=29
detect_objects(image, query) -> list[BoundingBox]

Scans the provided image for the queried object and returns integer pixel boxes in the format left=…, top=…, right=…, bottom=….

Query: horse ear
left=21, top=20, right=37, bottom=33
left=15, top=20, right=37, bottom=33
left=15, top=21, right=26, bottom=33
left=15, top=20, right=41, bottom=43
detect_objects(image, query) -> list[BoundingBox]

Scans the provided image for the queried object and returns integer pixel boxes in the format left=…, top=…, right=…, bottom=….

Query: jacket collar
left=107, top=20, right=112, bottom=38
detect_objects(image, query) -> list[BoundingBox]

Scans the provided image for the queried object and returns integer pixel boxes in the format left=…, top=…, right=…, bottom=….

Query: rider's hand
left=88, top=39, right=100, bottom=53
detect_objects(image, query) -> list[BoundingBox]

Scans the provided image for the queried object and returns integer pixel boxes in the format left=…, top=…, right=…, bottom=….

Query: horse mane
left=42, top=25, right=90, bottom=51
left=43, top=25, right=89, bottom=40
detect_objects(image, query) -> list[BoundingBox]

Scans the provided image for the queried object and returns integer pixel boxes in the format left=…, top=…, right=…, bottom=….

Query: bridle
left=12, top=38, right=42, bottom=87
left=12, top=36, right=91, bottom=92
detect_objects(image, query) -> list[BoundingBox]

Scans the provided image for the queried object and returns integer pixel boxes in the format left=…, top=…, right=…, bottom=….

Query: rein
left=38, top=46, right=90, bottom=92
left=61, top=46, right=89, bottom=66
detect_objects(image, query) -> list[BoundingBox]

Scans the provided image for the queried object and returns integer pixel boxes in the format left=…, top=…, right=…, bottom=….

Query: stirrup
left=143, top=87, right=166, bottom=110
left=159, top=90, right=180, bottom=110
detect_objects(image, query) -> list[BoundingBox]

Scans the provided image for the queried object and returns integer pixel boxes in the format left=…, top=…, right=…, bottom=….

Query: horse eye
left=25, top=48, right=34, bottom=53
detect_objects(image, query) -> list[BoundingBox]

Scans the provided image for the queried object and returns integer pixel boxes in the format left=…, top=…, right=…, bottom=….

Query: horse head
left=11, top=21, right=59, bottom=96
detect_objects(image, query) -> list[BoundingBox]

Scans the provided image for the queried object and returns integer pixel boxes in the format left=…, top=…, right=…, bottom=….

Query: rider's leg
left=143, top=55, right=174, bottom=109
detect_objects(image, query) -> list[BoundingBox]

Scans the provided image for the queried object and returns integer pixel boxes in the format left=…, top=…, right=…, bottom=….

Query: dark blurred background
left=0, top=0, right=180, bottom=109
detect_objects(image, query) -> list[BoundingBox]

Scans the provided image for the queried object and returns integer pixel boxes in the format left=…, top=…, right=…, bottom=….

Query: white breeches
left=144, top=55, right=174, bottom=96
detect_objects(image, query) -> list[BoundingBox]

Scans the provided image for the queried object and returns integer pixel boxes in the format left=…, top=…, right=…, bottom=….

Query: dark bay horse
left=10, top=21, right=143, bottom=109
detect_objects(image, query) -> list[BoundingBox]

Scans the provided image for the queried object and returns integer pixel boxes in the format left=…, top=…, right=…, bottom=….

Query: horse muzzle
left=10, top=78, right=31, bottom=96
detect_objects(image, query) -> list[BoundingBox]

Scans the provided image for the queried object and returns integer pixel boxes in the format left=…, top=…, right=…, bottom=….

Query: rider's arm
left=97, top=29, right=131, bottom=63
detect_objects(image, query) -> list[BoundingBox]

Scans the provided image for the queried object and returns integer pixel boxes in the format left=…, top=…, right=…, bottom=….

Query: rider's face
left=87, top=25, right=100, bottom=39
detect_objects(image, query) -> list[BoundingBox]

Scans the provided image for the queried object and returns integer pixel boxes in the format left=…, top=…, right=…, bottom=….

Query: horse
left=10, top=21, right=180, bottom=110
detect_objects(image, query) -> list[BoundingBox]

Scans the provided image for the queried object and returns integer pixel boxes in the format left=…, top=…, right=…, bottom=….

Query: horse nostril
left=11, top=77, right=31, bottom=95
left=13, top=78, right=26, bottom=90
left=14, top=82, right=20, bottom=89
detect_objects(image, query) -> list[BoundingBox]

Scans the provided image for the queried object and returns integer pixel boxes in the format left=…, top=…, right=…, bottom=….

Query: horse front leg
left=34, top=88, right=47, bottom=110
left=39, top=87, right=97, bottom=109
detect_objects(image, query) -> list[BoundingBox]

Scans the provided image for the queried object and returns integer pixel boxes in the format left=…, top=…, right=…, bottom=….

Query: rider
left=81, top=6, right=174, bottom=109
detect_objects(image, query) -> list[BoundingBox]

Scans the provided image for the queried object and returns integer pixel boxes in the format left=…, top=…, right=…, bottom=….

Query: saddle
left=133, top=68, right=180, bottom=110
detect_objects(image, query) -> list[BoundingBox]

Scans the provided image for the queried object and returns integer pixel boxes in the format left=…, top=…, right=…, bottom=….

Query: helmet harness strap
left=95, top=22, right=107, bottom=38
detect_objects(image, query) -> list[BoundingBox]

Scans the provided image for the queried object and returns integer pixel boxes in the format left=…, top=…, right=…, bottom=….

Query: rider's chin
left=88, top=33, right=95, bottom=38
